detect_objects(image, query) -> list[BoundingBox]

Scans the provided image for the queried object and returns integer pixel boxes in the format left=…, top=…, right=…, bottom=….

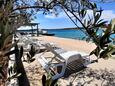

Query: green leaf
left=80, top=9, right=87, bottom=18
left=30, top=58, right=35, bottom=62
left=112, top=51, right=115, bottom=55
left=89, top=2, right=96, bottom=9
left=7, top=73, right=21, bottom=81
left=42, top=75, right=46, bottom=86
left=97, top=19, right=104, bottom=24
left=94, top=14, right=100, bottom=23
left=93, top=3, right=97, bottom=8
left=95, top=21, right=107, bottom=27
left=99, top=46, right=114, bottom=59
left=19, top=46, right=23, bottom=59
left=51, top=79, right=58, bottom=86
left=111, top=18, right=115, bottom=31
left=0, top=68, right=6, bottom=78
left=29, top=45, right=36, bottom=57
left=5, top=50, right=16, bottom=56
left=90, top=47, right=100, bottom=57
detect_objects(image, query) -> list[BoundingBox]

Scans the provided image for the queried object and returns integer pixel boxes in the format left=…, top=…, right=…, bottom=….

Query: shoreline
left=24, top=35, right=115, bottom=86
left=33, top=35, right=96, bottom=53
left=33, top=36, right=115, bottom=70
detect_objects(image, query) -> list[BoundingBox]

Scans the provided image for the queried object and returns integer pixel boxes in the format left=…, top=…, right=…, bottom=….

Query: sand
left=34, top=36, right=96, bottom=53
left=23, top=36, right=115, bottom=86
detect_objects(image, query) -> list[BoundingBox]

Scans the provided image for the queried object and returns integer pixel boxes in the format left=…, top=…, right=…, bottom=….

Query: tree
left=0, top=0, right=66, bottom=85
left=0, top=0, right=52, bottom=85
left=0, top=0, right=115, bottom=85
left=90, top=0, right=115, bottom=3
left=50, top=0, right=115, bottom=59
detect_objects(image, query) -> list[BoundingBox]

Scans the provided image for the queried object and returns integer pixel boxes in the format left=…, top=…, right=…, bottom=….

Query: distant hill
left=63, top=27, right=83, bottom=30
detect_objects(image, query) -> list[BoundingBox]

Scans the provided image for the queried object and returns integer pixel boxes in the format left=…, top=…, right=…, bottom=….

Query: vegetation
left=42, top=74, right=58, bottom=86
left=0, top=0, right=115, bottom=85
left=57, top=0, right=115, bottom=59
left=0, top=0, right=50, bottom=85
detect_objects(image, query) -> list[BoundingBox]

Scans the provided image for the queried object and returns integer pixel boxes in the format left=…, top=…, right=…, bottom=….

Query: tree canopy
left=0, top=0, right=115, bottom=63
left=0, top=0, right=115, bottom=64
left=0, top=0, right=115, bottom=85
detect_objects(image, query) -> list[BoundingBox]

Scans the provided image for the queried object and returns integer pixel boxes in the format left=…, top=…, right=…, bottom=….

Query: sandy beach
left=24, top=36, right=115, bottom=86
left=34, top=36, right=96, bottom=53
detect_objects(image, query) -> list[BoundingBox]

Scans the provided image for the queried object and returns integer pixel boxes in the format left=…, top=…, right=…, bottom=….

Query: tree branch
left=12, top=5, right=51, bottom=12
left=62, top=6, right=87, bottom=35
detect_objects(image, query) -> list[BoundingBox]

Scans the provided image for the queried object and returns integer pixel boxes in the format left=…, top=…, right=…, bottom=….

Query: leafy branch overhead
left=0, top=0, right=115, bottom=85
left=53, top=0, right=115, bottom=59
left=41, top=0, right=115, bottom=59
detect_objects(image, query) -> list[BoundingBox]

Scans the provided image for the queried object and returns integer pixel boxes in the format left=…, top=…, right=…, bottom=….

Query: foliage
left=26, top=44, right=37, bottom=63
left=51, top=0, right=115, bottom=59
left=5, top=45, right=23, bottom=80
left=69, top=68, right=115, bottom=86
left=0, top=0, right=115, bottom=85
left=42, top=74, right=58, bottom=86
left=0, top=0, right=52, bottom=84
left=89, top=0, right=115, bottom=3
left=42, top=0, right=115, bottom=59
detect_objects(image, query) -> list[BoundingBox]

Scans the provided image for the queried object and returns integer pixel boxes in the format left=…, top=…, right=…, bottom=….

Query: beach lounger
left=37, top=43, right=91, bottom=80
left=15, top=32, right=56, bottom=52
left=43, top=43, right=90, bottom=65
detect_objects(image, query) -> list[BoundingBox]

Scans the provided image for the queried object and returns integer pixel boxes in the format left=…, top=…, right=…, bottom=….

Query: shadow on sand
left=66, top=68, right=115, bottom=86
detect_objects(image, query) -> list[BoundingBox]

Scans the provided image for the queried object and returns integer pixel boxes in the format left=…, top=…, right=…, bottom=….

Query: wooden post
left=37, top=24, right=39, bottom=36
left=31, top=26, right=34, bottom=37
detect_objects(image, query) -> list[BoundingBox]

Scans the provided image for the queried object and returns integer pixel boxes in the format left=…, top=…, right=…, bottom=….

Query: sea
left=18, top=29, right=115, bottom=40
left=47, top=29, right=115, bottom=40
left=46, top=29, right=86, bottom=40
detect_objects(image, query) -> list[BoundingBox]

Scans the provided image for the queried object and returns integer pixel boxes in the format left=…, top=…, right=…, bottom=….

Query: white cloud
left=45, top=10, right=115, bottom=22
left=85, top=10, right=115, bottom=22
left=45, top=12, right=67, bottom=19
left=45, top=11, right=77, bottom=20
left=45, top=14, right=58, bottom=19
left=101, top=10, right=115, bottom=21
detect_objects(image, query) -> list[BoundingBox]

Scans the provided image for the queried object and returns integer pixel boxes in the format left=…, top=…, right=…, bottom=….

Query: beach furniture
left=37, top=43, right=91, bottom=80
left=15, top=32, right=56, bottom=52
left=43, top=43, right=90, bottom=65
left=15, top=32, right=58, bottom=62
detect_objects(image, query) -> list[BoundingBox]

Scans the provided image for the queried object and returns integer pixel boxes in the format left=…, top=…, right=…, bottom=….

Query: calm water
left=18, top=29, right=115, bottom=40
left=47, top=29, right=86, bottom=39
left=47, top=29, right=115, bottom=40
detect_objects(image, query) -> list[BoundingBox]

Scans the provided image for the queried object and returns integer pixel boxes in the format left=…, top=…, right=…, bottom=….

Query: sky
left=19, top=2, right=115, bottom=30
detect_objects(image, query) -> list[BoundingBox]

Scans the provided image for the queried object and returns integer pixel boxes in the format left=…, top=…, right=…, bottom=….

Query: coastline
left=25, top=36, right=115, bottom=86
left=37, top=36, right=115, bottom=69
left=33, top=36, right=96, bottom=53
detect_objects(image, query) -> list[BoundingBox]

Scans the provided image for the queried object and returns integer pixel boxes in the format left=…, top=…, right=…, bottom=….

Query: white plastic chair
left=37, top=43, right=91, bottom=80
left=16, top=32, right=57, bottom=50
left=37, top=55, right=66, bottom=80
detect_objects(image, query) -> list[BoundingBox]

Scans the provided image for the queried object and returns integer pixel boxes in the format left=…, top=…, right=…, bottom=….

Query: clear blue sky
left=20, top=2, right=115, bottom=30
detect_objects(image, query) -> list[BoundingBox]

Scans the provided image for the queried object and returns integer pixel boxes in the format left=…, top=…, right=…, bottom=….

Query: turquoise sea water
left=18, top=29, right=115, bottom=40
left=47, top=29, right=115, bottom=40
left=47, top=29, right=86, bottom=39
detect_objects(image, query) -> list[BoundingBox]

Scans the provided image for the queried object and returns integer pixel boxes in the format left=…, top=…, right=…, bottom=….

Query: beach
left=34, top=36, right=96, bottom=53
left=24, top=36, right=115, bottom=86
